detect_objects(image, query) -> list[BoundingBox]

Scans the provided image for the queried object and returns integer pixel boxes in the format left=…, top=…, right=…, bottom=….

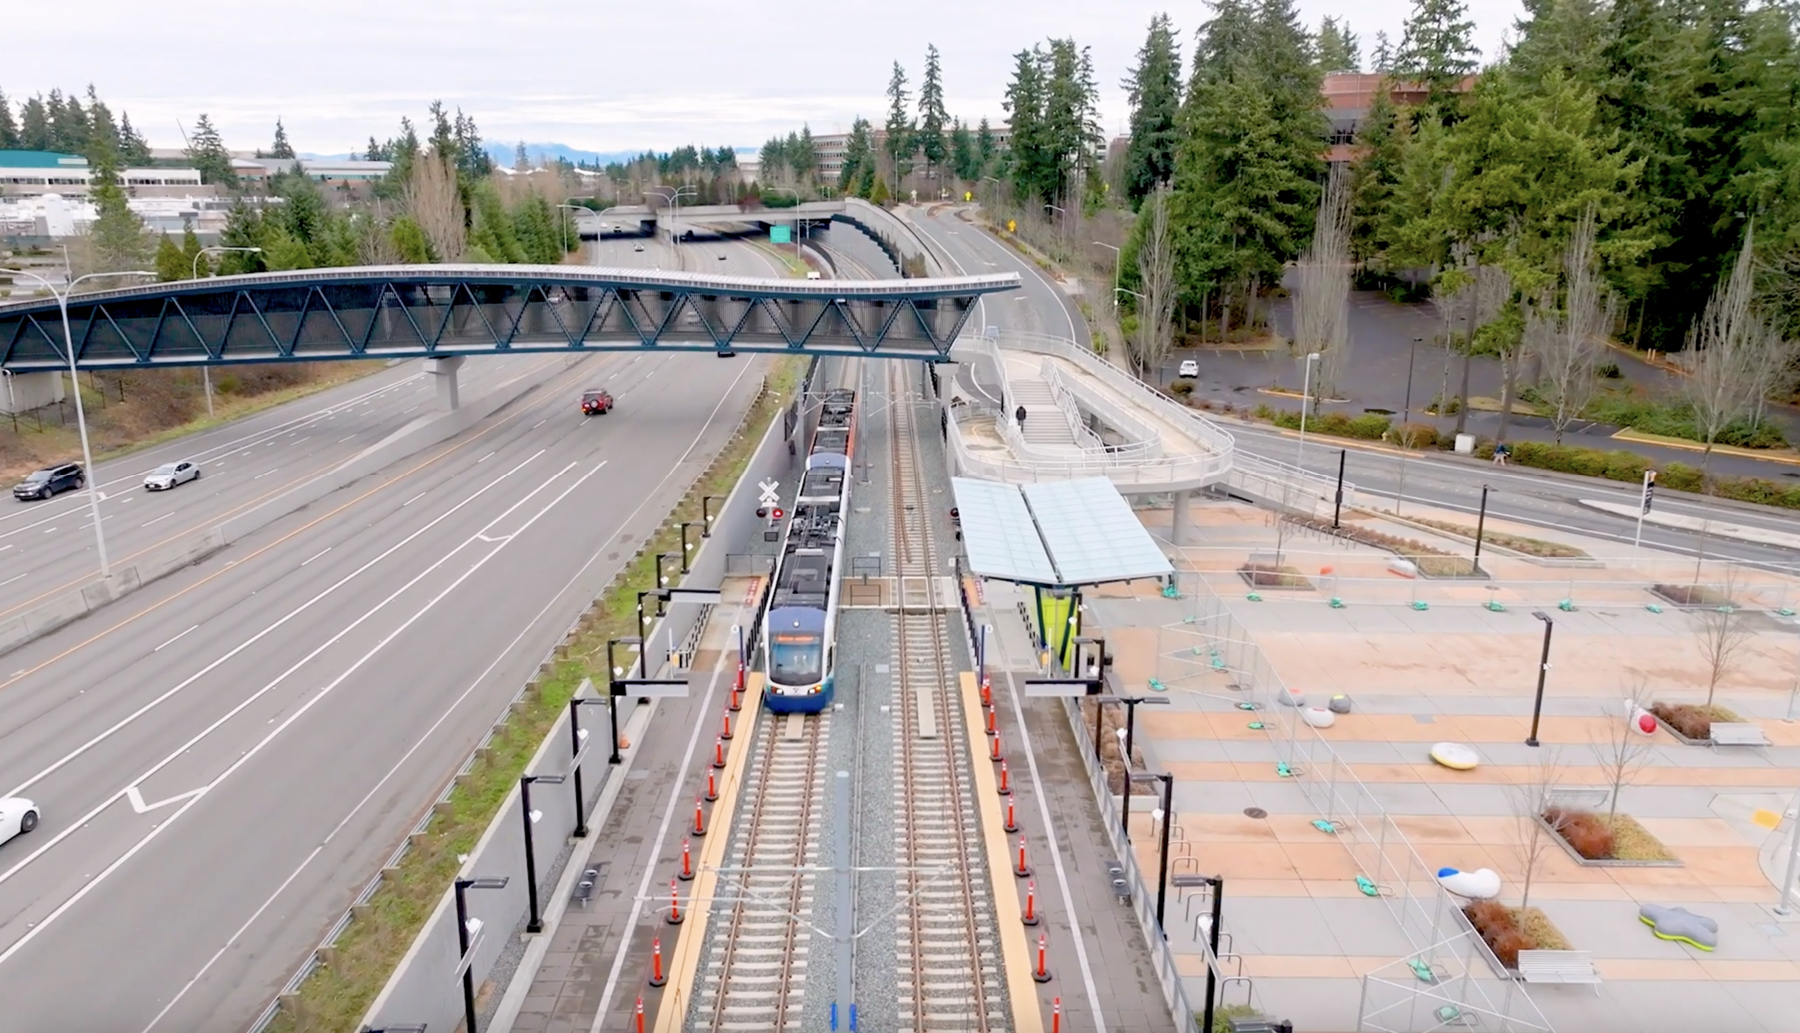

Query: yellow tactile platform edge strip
left=961, top=671, right=1046, bottom=1033
left=655, top=673, right=765, bottom=1031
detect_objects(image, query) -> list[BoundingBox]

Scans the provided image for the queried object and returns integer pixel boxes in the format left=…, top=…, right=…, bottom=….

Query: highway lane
left=0, top=361, right=456, bottom=617
left=909, top=204, right=1799, bottom=569
left=0, top=344, right=766, bottom=1032
left=0, top=235, right=789, bottom=1031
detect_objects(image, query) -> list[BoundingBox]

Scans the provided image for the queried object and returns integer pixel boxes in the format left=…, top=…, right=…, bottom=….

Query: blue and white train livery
left=763, top=389, right=855, bottom=714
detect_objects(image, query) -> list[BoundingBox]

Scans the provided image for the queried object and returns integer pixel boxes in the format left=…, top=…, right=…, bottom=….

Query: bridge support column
left=1172, top=489, right=1192, bottom=547
left=424, top=355, right=464, bottom=411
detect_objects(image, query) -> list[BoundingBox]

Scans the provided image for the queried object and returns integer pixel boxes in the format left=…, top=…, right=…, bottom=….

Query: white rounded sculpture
left=1436, top=867, right=1502, bottom=900
left=1429, top=742, right=1480, bottom=771
left=1303, top=707, right=1336, bottom=729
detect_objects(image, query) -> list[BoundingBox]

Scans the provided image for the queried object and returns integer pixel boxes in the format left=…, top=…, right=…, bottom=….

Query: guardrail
left=1039, top=360, right=1108, bottom=452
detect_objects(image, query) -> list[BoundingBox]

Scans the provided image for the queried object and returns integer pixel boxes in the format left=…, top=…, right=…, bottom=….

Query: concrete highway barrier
left=0, top=355, right=583, bottom=658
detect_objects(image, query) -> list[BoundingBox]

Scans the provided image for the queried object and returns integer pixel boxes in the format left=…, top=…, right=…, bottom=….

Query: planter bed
left=1537, top=809, right=1681, bottom=867
left=1649, top=583, right=1736, bottom=608
left=1238, top=562, right=1314, bottom=590
left=1287, top=515, right=1484, bottom=579
left=1461, top=900, right=1572, bottom=979
left=1649, top=702, right=1743, bottom=745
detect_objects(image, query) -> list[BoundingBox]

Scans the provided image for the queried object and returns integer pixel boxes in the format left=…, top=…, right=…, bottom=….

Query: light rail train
left=762, top=388, right=855, bottom=713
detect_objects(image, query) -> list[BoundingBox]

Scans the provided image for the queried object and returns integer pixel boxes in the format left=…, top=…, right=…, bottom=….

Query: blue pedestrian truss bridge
left=0, top=265, right=1022, bottom=373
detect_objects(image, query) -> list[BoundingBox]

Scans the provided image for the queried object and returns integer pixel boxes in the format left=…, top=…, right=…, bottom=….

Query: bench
left=1710, top=722, right=1768, bottom=747
left=1516, top=950, right=1601, bottom=993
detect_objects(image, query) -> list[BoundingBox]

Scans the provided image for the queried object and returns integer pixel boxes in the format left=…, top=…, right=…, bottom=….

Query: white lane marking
left=254, top=469, right=279, bottom=480
left=404, top=404, right=419, bottom=414
left=0, top=447, right=550, bottom=803
left=532, top=419, right=547, bottom=430
left=402, top=492, right=426, bottom=507
left=42, top=527, right=56, bottom=534
left=153, top=625, right=199, bottom=652
left=478, top=451, right=496, bottom=463
left=142, top=513, right=174, bottom=527
left=338, top=434, right=356, bottom=443
left=0, top=544, right=10, bottom=551
left=0, top=574, right=24, bottom=588
left=0, top=457, right=608, bottom=969
left=124, top=786, right=206, bottom=814
left=300, top=547, right=332, bottom=567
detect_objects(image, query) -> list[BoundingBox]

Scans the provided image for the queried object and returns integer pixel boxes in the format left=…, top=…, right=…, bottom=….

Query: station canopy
left=951, top=476, right=1173, bottom=587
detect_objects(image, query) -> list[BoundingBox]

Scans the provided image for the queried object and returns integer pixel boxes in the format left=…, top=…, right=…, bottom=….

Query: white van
left=805, top=271, right=822, bottom=280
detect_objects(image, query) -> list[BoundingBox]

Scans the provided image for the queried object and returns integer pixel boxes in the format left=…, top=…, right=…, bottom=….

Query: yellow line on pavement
left=1612, top=428, right=1800, bottom=466
left=960, top=671, right=1046, bottom=1033
left=655, top=673, right=765, bottom=1032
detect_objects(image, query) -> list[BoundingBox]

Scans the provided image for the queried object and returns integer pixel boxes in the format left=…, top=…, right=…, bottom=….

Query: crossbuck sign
left=758, top=479, right=780, bottom=506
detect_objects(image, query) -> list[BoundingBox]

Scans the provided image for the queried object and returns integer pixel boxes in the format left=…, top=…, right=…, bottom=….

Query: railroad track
left=693, top=710, right=831, bottom=1031
left=888, top=365, right=1006, bottom=1031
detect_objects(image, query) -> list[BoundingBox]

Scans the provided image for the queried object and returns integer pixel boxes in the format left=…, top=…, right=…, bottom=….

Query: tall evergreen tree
left=795, top=125, right=819, bottom=185
left=83, top=162, right=156, bottom=273
left=1041, top=39, right=1104, bottom=207
left=839, top=117, right=874, bottom=195
left=884, top=62, right=914, bottom=177
left=917, top=44, right=949, bottom=178
left=186, top=114, right=237, bottom=188
left=269, top=118, right=296, bottom=159
left=83, top=86, right=119, bottom=168
left=117, top=112, right=151, bottom=165
left=1003, top=46, right=1050, bottom=202
left=1394, top=0, right=1480, bottom=111
left=1317, top=17, right=1362, bottom=72
left=48, top=89, right=89, bottom=154
left=514, top=140, right=531, bottom=171
left=1349, top=84, right=1405, bottom=264
left=18, top=96, right=50, bottom=151
left=1122, top=13, right=1184, bottom=207
left=976, top=117, right=997, bottom=176
left=1370, top=31, right=1396, bottom=72
left=949, top=119, right=978, bottom=181
left=0, top=89, right=17, bottom=150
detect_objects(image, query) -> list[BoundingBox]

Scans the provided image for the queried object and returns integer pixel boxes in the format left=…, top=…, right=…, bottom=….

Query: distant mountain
left=484, top=142, right=755, bottom=168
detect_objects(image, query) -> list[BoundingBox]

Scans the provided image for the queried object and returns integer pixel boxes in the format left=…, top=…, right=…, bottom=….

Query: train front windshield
left=770, top=634, right=823, bottom=685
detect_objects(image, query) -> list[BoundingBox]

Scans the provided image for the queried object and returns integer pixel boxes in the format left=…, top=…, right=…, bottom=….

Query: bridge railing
left=1038, top=360, right=1110, bottom=452
left=946, top=400, right=1232, bottom=489
left=1040, top=357, right=1164, bottom=459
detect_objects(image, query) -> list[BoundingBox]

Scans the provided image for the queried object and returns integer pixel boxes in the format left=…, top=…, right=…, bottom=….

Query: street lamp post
left=1098, top=694, right=1171, bottom=842
left=1094, top=241, right=1121, bottom=310
left=453, top=876, right=509, bottom=1033
left=1132, top=772, right=1176, bottom=934
left=702, top=495, right=722, bottom=537
left=1403, top=336, right=1422, bottom=425
left=554, top=204, right=590, bottom=258
left=607, top=638, right=641, bottom=759
left=568, top=694, right=611, bottom=834
left=680, top=522, right=704, bottom=574
left=1296, top=351, right=1322, bottom=473
left=7, top=268, right=156, bottom=580
left=518, top=774, right=565, bottom=932
left=193, top=246, right=262, bottom=417
left=1526, top=611, right=1554, bottom=746
left=1473, top=484, right=1492, bottom=575
left=645, top=186, right=697, bottom=247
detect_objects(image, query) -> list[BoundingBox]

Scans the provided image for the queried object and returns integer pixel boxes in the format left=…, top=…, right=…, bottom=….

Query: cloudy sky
left=10, top=0, right=1525, bottom=157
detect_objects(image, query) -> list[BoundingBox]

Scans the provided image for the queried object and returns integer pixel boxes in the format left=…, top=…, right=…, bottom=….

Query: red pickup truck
left=580, top=389, right=614, bottom=415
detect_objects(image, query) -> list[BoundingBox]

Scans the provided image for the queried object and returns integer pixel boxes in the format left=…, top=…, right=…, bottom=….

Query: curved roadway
left=907, top=204, right=1800, bottom=570
left=0, top=231, right=791, bottom=1032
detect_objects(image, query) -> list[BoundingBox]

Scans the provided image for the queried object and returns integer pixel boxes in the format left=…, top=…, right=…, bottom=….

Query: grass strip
left=264, top=355, right=805, bottom=1033
left=1401, top=515, right=1590, bottom=559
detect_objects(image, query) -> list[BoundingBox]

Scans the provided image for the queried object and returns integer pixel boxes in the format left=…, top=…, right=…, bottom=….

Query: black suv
left=13, top=463, right=84, bottom=501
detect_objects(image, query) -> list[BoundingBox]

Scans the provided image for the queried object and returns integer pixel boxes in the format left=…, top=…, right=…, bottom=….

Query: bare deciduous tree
left=405, top=155, right=465, bottom=263
left=1529, top=205, right=1614, bottom=444
left=1695, top=569, right=1750, bottom=708
left=1595, top=691, right=1654, bottom=824
left=1509, top=752, right=1567, bottom=913
left=1679, top=224, right=1772, bottom=479
left=1132, top=186, right=1177, bottom=380
left=1292, top=164, right=1353, bottom=409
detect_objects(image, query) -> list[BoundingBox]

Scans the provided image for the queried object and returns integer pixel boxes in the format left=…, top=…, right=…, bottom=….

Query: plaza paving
left=1065, top=495, right=1800, bottom=1032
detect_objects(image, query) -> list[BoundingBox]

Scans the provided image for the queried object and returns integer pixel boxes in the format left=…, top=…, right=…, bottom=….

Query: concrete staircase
left=1007, top=378, right=1078, bottom=449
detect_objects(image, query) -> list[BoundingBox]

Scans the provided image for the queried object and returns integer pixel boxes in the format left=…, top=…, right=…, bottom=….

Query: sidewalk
left=1085, top=492, right=1800, bottom=1032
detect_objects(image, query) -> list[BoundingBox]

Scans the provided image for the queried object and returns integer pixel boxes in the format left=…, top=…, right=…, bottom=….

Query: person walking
left=1493, top=442, right=1511, bottom=466
left=1015, top=405, right=1028, bottom=432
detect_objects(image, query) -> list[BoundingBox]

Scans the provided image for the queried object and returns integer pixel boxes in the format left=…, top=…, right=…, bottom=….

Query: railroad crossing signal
left=1641, top=470, right=1657, bottom=514
left=772, top=507, right=785, bottom=521
left=758, top=479, right=780, bottom=506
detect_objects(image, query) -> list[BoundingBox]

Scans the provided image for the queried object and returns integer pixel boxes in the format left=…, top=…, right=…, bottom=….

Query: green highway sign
left=770, top=225, right=792, bottom=244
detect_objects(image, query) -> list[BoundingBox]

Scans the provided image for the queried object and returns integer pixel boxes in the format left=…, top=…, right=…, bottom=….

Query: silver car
left=144, top=460, right=201, bottom=491
left=0, top=797, right=39, bottom=847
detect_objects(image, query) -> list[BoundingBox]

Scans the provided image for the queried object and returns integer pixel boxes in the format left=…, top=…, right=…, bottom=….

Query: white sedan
left=0, top=797, right=39, bottom=847
left=1177, top=359, right=1200, bottom=378
left=144, top=460, right=201, bottom=491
